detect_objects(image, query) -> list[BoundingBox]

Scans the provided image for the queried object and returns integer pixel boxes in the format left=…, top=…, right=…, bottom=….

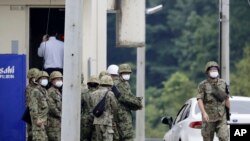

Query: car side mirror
left=161, top=116, right=173, bottom=128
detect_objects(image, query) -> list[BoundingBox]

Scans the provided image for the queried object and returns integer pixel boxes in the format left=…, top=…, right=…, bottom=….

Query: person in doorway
left=38, top=30, right=64, bottom=75
left=197, top=61, right=230, bottom=141
left=47, top=71, right=63, bottom=141
left=29, top=71, right=50, bottom=141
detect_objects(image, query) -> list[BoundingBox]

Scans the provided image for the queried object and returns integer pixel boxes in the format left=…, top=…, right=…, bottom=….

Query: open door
left=29, top=8, right=65, bottom=69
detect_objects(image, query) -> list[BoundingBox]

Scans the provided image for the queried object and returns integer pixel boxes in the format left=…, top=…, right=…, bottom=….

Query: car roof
left=187, top=96, right=250, bottom=103
left=230, top=96, right=250, bottom=101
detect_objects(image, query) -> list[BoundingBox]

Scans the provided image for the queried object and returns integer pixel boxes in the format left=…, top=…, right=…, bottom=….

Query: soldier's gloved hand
left=36, top=119, right=43, bottom=127
left=136, top=97, right=143, bottom=101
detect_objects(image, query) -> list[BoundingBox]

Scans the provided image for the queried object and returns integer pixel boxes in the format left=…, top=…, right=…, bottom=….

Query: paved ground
left=145, top=138, right=162, bottom=141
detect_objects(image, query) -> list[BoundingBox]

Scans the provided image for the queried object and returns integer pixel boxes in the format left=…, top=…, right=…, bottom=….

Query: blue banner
left=0, top=54, right=26, bottom=141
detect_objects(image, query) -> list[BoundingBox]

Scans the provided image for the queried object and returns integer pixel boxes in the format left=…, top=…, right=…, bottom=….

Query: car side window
left=181, top=104, right=191, bottom=121
left=174, top=104, right=188, bottom=124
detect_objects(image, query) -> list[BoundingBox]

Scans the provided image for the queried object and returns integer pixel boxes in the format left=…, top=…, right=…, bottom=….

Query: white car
left=161, top=96, right=250, bottom=141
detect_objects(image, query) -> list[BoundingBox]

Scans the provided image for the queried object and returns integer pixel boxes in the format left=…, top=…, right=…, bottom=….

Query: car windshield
left=231, top=100, right=250, bottom=114
left=195, top=100, right=250, bottom=114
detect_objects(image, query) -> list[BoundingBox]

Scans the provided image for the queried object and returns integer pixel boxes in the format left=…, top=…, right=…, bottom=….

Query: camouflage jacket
left=25, top=83, right=37, bottom=107
left=81, top=87, right=97, bottom=115
left=47, top=86, right=62, bottom=131
left=90, top=87, right=118, bottom=126
left=197, top=78, right=228, bottom=121
left=29, top=85, right=49, bottom=128
left=115, top=79, right=142, bottom=111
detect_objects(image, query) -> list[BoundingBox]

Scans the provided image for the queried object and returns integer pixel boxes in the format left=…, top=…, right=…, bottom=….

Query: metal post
left=219, top=0, right=230, bottom=84
left=61, top=0, right=83, bottom=140
left=136, top=47, right=145, bottom=141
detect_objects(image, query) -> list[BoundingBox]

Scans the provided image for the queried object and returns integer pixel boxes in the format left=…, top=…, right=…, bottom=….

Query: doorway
left=29, top=8, right=65, bottom=69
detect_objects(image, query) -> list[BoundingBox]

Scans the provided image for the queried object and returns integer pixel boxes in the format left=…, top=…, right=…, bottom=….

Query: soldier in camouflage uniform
left=26, top=68, right=40, bottom=141
left=29, top=71, right=50, bottom=141
left=90, top=75, right=118, bottom=141
left=47, top=71, right=63, bottom=141
left=107, top=64, right=120, bottom=141
left=115, top=64, right=143, bottom=141
left=81, top=75, right=99, bottom=141
left=197, top=61, right=230, bottom=141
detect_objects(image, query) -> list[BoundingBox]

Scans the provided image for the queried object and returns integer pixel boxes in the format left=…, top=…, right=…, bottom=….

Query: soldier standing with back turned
left=107, top=64, right=120, bottom=141
left=81, top=75, right=100, bottom=141
left=197, top=61, right=230, bottom=141
left=90, top=75, right=118, bottom=141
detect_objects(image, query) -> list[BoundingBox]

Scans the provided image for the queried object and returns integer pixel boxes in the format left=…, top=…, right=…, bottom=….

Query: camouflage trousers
left=32, top=129, right=48, bottom=141
left=201, top=119, right=229, bottom=141
left=117, top=112, right=134, bottom=140
left=92, top=125, right=114, bottom=141
left=47, top=130, right=61, bottom=141
left=27, top=124, right=32, bottom=141
left=112, top=123, right=120, bottom=141
left=81, top=115, right=94, bottom=141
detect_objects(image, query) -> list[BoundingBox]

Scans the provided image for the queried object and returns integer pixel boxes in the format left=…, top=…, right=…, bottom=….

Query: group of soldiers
left=25, top=69, right=62, bottom=141
left=25, top=63, right=143, bottom=141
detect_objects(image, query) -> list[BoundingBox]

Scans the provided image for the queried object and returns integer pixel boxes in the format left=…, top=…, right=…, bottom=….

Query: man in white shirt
left=38, top=32, right=64, bottom=75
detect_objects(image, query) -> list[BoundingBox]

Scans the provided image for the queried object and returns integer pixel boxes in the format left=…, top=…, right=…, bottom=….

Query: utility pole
left=61, top=0, right=83, bottom=140
left=136, top=47, right=145, bottom=141
left=219, top=0, right=230, bottom=84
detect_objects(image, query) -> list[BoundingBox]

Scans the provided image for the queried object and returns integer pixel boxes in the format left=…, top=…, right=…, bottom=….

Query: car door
left=172, top=101, right=191, bottom=141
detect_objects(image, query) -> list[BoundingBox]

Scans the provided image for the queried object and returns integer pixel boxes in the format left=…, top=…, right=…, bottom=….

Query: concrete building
left=0, top=0, right=107, bottom=81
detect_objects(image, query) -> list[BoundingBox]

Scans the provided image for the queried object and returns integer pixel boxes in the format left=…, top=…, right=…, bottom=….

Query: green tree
left=231, top=46, right=250, bottom=96
left=145, top=72, right=197, bottom=138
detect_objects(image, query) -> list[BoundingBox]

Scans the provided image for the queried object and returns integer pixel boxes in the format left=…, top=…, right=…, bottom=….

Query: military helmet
left=107, top=64, right=119, bottom=75
left=27, top=68, right=40, bottom=79
left=49, top=71, right=63, bottom=82
left=36, top=71, right=49, bottom=80
left=100, top=75, right=113, bottom=86
left=87, top=75, right=100, bottom=84
left=118, top=63, right=132, bottom=74
left=99, top=70, right=110, bottom=79
left=205, top=61, right=220, bottom=73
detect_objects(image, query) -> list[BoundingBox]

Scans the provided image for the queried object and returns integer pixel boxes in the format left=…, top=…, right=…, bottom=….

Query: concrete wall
left=0, top=5, right=27, bottom=54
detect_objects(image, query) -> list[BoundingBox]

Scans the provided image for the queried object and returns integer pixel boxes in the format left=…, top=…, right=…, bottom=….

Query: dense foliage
left=107, top=0, right=250, bottom=138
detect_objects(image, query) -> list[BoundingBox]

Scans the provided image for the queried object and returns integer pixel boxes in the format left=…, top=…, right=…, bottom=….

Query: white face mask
left=55, top=80, right=63, bottom=87
left=209, top=71, right=219, bottom=78
left=122, top=74, right=130, bottom=81
left=40, top=79, right=48, bottom=86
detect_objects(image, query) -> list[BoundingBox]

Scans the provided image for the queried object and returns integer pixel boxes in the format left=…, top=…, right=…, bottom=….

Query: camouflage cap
left=87, top=75, right=100, bottom=84
left=36, top=71, right=49, bottom=80
left=49, top=71, right=63, bottom=82
left=100, top=75, right=113, bottom=86
left=118, top=63, right=132, bottom=74
left=27, top=68, right=40, bottom=79
left=99, top=70, right=110, bottom=80
left=205, top=61, right=219, bottom=73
